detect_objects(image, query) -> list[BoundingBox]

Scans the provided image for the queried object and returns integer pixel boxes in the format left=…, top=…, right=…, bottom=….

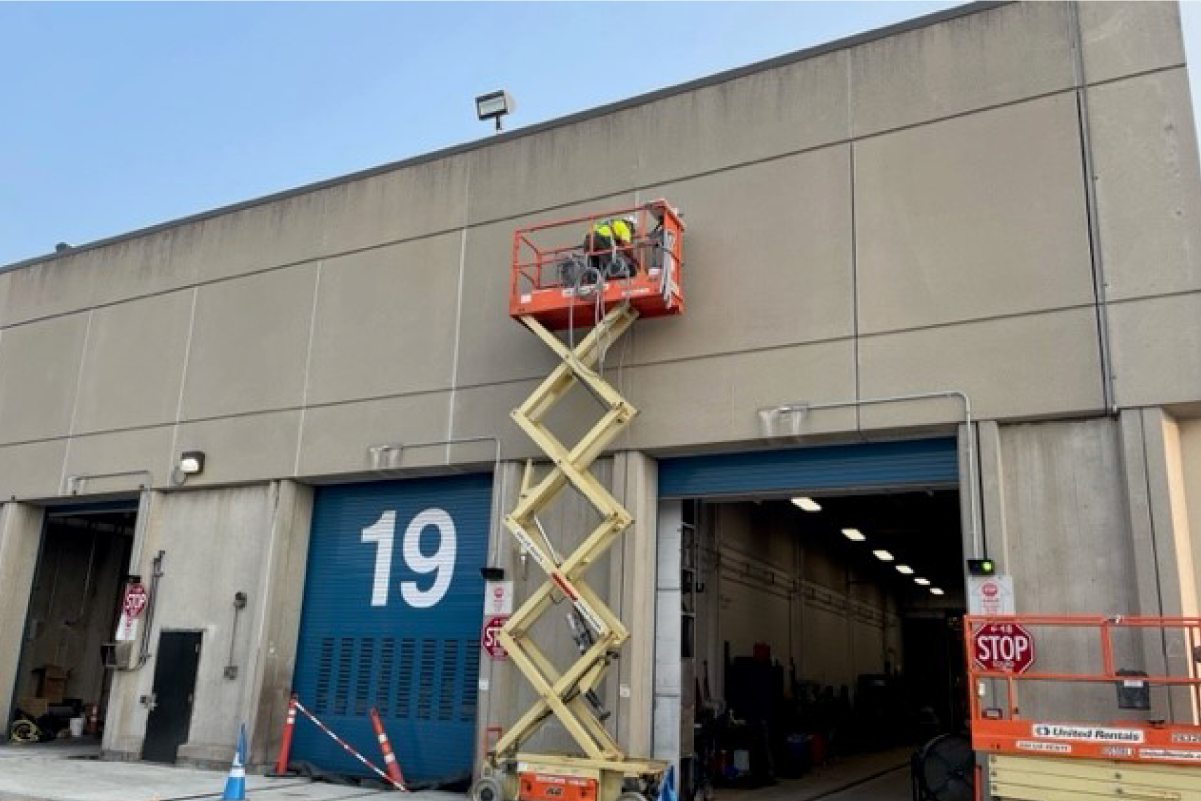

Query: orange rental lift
left=472, top=202, right=684, bottom=801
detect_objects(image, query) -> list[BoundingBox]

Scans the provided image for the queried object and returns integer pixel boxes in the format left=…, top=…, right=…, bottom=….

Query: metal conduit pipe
left=1067, top=0, right=1118, bottom=415
left=758, top=391, right=982, bottom=558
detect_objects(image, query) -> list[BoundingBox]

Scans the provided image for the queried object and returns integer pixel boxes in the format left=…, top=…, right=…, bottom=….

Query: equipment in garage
left=473, top=202, right=684, bottom=801
left=289, top=473, right=491, bottom=785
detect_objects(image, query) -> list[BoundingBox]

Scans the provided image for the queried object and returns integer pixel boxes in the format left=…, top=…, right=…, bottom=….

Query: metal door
left=142, top=631, right=202, bottom=764
left=291, top=473, right=491, bottom=784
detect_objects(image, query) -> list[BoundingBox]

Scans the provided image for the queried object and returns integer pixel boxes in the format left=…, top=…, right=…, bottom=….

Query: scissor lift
left=472, top=202, right=684, bottom=801
left=966, top=614, right=1201, bottom=800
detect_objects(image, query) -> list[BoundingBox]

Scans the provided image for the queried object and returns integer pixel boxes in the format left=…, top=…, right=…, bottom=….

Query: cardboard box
left=34, top=665, right=68, bottom=703
left=16, top=697, right=48, bottom=717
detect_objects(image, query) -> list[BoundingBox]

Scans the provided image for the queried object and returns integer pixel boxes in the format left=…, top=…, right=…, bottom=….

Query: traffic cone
left=222, top=723, right=247, bottom=800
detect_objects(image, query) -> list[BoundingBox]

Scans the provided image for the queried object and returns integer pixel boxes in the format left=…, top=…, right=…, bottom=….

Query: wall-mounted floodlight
left=179, top=451, right=206, bottom=476
left=476, top=90, right=514, bottom=132
left=791, top=497, right=821, bottom=512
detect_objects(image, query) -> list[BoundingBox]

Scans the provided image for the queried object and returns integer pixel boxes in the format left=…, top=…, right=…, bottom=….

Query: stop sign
left=122, top=583, right=148, bottom=618
left=481, top=615, right=509, bottom=660
left=972, top=622, right=1035, bottom=673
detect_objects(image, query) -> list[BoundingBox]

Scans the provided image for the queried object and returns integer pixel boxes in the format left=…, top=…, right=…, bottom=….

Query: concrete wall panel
left=304, top=234, right=461, bottom=406
left=0, top=314, right=88, bottom=444
left=0, top=441, right=68, bottom=501
left=635, top=146, right=854, bottom=363
left=1110, top=293, right=1201, bottom=408
left=186, top=191, right=329, bottom=285
left=296, top=392, right=455, bottom=477
left=465, top=118, right=640, bottom=225
left=624, top=340, right=858, bottom=450
left=319, top=155, right=470, bottom=258
left=855, top=95, right=1094, bottom=334
left=632, top=50, right=849, bottom=186
left=104, top=486, right=273, bottom=762
left=62, top=427, right=174, bottom=494
left=173, top=411, right=301, bottom=486
left=1079, top=1, right=1186, bottom=85
left=858, top=308, right=1104, bottom=425
left=1090, top=69, right=1201, bottom=300
left=74, top=291, right=193, bottom=434
left=180, top=266, right=317, bottom=420
left=850, top=2, right=1073, bottom=137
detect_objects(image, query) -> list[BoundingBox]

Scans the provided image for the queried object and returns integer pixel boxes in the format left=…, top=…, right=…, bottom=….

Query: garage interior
left=677, top=490, right=967, bottom=801
left=10, top=507, right=136, bottom=745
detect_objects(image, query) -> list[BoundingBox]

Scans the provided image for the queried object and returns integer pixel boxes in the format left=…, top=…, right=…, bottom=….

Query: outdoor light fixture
left=791, top=497, right=821, bottom=512
left=841, top=528, right=866, bottom=541
left=873, top=549, right=894, bottom=562
left=930, top=587, right=945, bottom=596
left=896, top=565, right=914, bottom=575
left=476, top=90, right=514, bottom=131
left=178, top=451, right=206, bottom=476
left=480, top=566, right=505, bottom=581
left=915, top=577, right=931, bottom=586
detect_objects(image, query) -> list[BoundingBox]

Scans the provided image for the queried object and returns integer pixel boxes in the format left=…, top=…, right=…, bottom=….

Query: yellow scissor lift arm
left=474, top=203, right=685, bottom=801
left=474, top=305, right=666, bottom=801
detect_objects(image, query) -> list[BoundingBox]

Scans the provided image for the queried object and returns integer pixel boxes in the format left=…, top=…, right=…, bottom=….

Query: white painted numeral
left=361, top=507, right=457, bottom=608
left=401, top=509, right=456, bottom=609
left=361, top=511, right=396, bottom=607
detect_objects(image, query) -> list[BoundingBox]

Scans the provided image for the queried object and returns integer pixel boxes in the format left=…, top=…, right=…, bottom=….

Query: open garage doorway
left=10, top=505, right=136, bottom=747
left=655, top=440, right=970, bottom=801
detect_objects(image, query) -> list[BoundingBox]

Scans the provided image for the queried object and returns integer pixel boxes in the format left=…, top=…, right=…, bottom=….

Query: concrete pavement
left=0, top=739, right=460, bottom=801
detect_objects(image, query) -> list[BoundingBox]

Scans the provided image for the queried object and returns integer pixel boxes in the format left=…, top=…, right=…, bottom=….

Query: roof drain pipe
left=758, top=391, right=982, bottom=558
left=1068, top=0, right=1118, bottom=415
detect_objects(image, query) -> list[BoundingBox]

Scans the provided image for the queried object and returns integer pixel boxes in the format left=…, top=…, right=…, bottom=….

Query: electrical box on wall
left=101, top=641, right=134, bottom=670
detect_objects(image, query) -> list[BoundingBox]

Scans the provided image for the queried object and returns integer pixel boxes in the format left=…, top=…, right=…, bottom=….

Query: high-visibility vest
left=591, top=219, right=632, bottom=245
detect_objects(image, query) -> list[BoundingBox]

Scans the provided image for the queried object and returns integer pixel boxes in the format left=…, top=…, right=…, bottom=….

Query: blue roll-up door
left=658, top=438, right=958, bottom=498
left=292, top=473, right=491, bottom=784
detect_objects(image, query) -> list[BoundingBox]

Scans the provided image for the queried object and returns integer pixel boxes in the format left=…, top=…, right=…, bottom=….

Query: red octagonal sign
left=481, top=615, right=509, bottom=660
left=972, top=622, right=1035, bottom=674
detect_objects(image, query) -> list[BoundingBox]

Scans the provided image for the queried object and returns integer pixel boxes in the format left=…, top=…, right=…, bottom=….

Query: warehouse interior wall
left=708, top=503, right=903, bottom=699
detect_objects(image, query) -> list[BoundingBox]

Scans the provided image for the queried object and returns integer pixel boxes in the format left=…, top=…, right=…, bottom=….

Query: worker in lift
left=583, top=214, right=639, bottom=278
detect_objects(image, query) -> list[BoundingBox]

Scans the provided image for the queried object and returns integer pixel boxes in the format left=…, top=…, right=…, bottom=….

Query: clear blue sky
left=2, top=2, right=1199, bottom=267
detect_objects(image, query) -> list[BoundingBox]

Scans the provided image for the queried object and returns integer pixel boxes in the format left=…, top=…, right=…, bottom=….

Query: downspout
left=1067, top=0, right=1119, bottom=415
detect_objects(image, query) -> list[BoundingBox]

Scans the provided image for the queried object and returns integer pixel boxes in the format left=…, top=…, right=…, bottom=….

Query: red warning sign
left=973, top=622, right=1035, bottom=674
left=482, top=615, right=510, bottom=660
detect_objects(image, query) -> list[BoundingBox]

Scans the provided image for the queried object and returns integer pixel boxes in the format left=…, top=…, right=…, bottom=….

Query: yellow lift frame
left=475, top=303, right=666, bottom=801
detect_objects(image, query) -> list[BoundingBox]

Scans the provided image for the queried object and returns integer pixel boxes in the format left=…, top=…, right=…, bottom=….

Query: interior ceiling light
left=896, top=564, right=914, bottom=575
left=873, top=549, right=894, bottom=562
left=791, top=497, right=822, bottom=512
left=842, top=528, right=866, bottom=541
left=915, top=577, right=931, bottom=586
left=930, top=587, right=945, bottom=596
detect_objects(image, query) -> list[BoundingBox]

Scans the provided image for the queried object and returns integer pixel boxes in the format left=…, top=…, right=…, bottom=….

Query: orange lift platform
left=509, top=200, right=684, bottom=329
left=965, top=614, right=1201, bottom=800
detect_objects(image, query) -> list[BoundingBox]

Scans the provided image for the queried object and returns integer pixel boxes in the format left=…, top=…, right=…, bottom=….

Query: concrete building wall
left=0, top=0, right=1197, bottom=765
left=103, top=481, right=312, bottom=766
left=0, top=3, right=1194, bottom=497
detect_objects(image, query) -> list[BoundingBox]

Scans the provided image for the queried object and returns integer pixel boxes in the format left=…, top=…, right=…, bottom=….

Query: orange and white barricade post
left=370, top=707, right=407, bottom=788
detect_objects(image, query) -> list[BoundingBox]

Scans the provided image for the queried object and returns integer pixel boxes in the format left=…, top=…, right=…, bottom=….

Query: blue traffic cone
left=222, top=723, right=247, bottom=800
left=656, top=765, right=677, bottom=801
